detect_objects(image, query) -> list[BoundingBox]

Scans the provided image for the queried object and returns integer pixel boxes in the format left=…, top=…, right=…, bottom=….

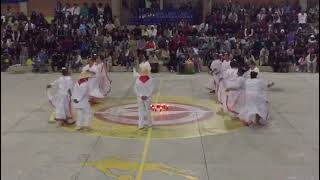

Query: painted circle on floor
left=95, top=103, right=213, bottom=126
left=53, top=96, right=244, bottom=139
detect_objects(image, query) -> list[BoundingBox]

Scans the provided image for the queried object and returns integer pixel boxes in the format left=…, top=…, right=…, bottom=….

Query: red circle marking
left=95, top=103, right=214, bottom=126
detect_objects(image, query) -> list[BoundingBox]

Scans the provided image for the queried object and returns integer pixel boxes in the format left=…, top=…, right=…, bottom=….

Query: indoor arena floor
left=1, top=72, right=319, bottom=180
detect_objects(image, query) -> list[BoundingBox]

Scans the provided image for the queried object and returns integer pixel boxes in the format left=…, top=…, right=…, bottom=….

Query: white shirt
left=24, top=23, right=35, bottom=31
left=141, top=29, right=148, bottom=37
left=249, top=66, right=260, bottom=74
left=221, top=60, right=231, bottom=73
left=98, top=7, right=104, bottom=15
left=134, top=76, right=154, bottom=99
left=245, top=78, right=268, bottom=101
left=73, top=6, right=80, bottom=15
left=104, top=35, right=112, bottom=44
left=51, top=76, right=74, bottom=96
left=72, top=80, right=90, bottom=109
left=1, top=15, right=5, bottom=23
left=199, top=23, right=208, bottom=32
left=298, top=13, right=307, bottom=24
left=148, top=29, right=157, bottom=38
left=224, top=68, right=238, bottom=88
left=75, top=55, right=82, bottom=64
left=6, top=39, right=13, bottom=47
left=244, top=28, right=254, bottom=37
left=82, top=64, right=98, bottom=78
left=105, top=23, right=115, bottom=32
left=66, top=7, right=73, bottom=16
left=210, top=59, right=222, bottom=74
left=306, top=54, right=317, bottom=63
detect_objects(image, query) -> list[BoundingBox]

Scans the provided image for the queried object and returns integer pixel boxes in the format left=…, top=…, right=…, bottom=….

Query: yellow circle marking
left=50, top=96, right=243, bottom=139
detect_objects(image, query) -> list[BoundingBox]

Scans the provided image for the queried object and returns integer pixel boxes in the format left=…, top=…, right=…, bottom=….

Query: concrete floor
left=1, top=72, right=319, bottom=180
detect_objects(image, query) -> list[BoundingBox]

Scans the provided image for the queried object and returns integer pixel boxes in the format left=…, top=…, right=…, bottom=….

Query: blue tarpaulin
left=1, top=0, right=27, bottom=3
left=129, top=9, right=193, bottom=25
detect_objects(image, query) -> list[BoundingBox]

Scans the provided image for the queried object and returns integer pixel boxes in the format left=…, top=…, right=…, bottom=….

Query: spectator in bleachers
left=286, top=45, right=295, bottom=65
left=80, top=3, right=89, bottom=19
left=306, top=53, right=317, bottom=73
left=1, top=0, right=319, bottom=74
left=298, top=10, right=308, bottom=25
left=298, top=53, right=307, bottom=72
left=72, top=52, right=83, bottom=72
left=259, top=46, right=269, bottom=66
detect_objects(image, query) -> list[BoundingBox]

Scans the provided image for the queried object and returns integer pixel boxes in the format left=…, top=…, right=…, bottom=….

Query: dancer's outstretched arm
left=267, top=82, right=275, bottom=88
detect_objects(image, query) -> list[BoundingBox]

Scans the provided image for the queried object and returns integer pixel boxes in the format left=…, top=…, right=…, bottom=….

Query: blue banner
left=129, top=9, right=193, bottom=25
left=1, top=0, right=27, bottom=3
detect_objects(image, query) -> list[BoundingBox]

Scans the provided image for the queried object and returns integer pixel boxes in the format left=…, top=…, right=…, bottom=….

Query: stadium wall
left=1, top=0, right=318, bottom=17
left=27, top=0, right=111, bottom=16
left=1, top=3, right=20, bottom=14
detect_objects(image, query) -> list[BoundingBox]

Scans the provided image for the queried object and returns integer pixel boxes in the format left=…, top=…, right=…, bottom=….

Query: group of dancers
left=47, top=51, right=274, bottom=130
left=47, top=54, right=111, bottom=131
left=207, top=53, right=274, bottom=126
left=47, top=54, right=155, bottom=130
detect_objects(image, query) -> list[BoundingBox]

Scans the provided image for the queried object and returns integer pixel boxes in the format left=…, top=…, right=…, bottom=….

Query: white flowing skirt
left=223, top=90, right=245, bottom=116
left=206, top=76, right=215, bottom=90
left=88, top=77, right=104, bottom=99
left=48, top=90, right=72, bottom=120
left=239, top=92, right=270, bottom=125
left=88, top=73, right=111, bottom=99
left=217, top=80, right=226, bottom=104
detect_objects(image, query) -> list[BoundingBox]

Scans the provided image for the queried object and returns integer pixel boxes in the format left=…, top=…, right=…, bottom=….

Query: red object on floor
left=150, top=103, right=169, bottom=112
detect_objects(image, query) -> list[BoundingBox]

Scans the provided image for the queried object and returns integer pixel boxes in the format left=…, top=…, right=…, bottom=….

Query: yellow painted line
left=136, top=127, right=152, bottom=180
left=136, top=78, right=162, bottom=180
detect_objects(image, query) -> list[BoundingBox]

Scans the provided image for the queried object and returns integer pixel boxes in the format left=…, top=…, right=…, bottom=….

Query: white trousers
left=75, top=108, right=92, bottom=127
left=54, top=95, right=71, bottom=120
left=137, top=99, right=152, bottom=128
left=307, top=61, right=317, bottom=73
left=206, top=76, right=215, bottom=91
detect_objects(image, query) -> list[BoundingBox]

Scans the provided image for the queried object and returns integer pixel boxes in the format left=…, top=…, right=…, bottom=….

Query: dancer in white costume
left=222, top=60, right=240, bottom=113
left=248, top=60, right=260, bottom=74
left=134, top=62, right=154, bottom=129
left=95, top=56, right=112, bottom=96
left=47, top=68, right=75, bottom=126
left=224, top=68, right=247, bottom=116
left=220, top=53, right=232, bottom=72
left=72, top=71, right=93, bottom=131
left=82, top=56, right=111, bottom=102
left=238, top=71, right=274, bottom=126
left=217, top=55, right=231, bottom=103
left=207, top=54, right=222, bottom=93
left=82, top=58, right=98, bottom=98
left=242, top=63, right=251, bottom=79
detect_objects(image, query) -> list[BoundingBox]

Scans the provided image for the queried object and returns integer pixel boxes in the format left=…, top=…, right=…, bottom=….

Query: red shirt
left=179, top=36, right=187, bottom=46
left=169, top=40, right=178, bottom=53
left=145, top=41, right=156, bottom=49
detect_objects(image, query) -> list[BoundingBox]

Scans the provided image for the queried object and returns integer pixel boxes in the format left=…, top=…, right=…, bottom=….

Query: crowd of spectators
left=203, top=1, right=319, bottom=72
left=1, top=1, right=319, bottom=73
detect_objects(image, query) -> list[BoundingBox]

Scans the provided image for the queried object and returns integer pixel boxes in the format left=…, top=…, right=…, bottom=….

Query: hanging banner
left=129, top=9, right=193, bottom=25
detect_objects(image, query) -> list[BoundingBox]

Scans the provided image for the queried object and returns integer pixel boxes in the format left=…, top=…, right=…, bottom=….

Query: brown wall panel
left=6, top=0, right=314, bottom=17
left=27, top=0, right=111, bottom=16
left=1, top=3, right=20, bottom=14
left=27, top=0, right=56, bottom=16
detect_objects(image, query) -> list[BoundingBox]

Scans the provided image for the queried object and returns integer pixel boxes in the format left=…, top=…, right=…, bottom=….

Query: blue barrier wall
left=129, top=9, right=193, bottom=25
